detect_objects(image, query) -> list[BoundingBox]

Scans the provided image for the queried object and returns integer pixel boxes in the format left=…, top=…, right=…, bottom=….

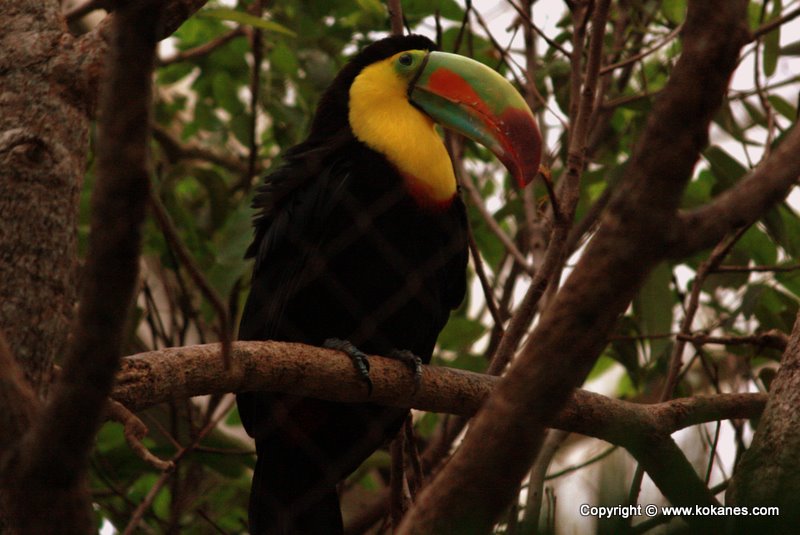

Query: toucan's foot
left=388, top=349, right=423, bottom=393
left=324, top=338, right=373, bottom=395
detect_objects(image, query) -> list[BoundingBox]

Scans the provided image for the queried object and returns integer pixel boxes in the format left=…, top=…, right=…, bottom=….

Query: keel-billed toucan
left=237, top=34, right=541, bottom=534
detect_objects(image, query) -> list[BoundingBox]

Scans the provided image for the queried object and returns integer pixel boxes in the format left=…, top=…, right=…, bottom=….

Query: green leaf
left=681, top=170, right=714, bottom=209
left=467, top=203, right=506, bottom=270
left=199, top=9, right=296, bottom=36
left=741, top=283, right=798, bottom=333
left=763, top=204, right=800, bottom=258
left=208, top=204, right=253, bottom=299
left=633, top=262, right=674, bottom=362
left=775, top=268, right=800, bottom=298
left=661, top=0, right=687, bottom=24
left=742, top=99, right=767, bottom=127
left=158, top=62, right=194, bottom=85
left=781, top=39, right=800, bottom=56
left=437, top=316, right=485, bottom=354
left=735, top=225, right=778, bottom=266
left=768, top=94, right=797, bottom=120
left=403, top=0, right=465, bottom=22
left=587, top=354, right=617, bottom=382
left=270, top=40, right=300, bottom=74
left=704, top=145, right=748, bottom=194
left=763, top=0, right=782, bottom=76
left=190, top=432, right=253, bottom=478
left=212, top=71, right=244, bottom=116
left=606, top=316, right=643, bottom=384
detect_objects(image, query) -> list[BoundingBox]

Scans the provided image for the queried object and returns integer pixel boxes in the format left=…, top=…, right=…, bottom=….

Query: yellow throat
left=348, top=52, right=457, bottom=206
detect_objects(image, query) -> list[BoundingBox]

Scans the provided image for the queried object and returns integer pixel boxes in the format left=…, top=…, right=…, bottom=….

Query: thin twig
left=544, top=444, right=618, bottom=481
left=712, top=263, right=800, bottom=273
left=753, top=2, right=777, bottom=159
left=122, top=398, right=236, bottom=535
left=505, top=0, right=571, bottom=57
left=752, top=4, right=800, bottom=39
left=471, top=8, right=526, bottom=89
left=107, top=399, right=173, bottom=471
left=662, top=227, right=749, bottom=401
left=242, top=1, right=265, bottom=192
left=152, top=125, right=252, bottom=175
left=467, top=222, right=504, bottom=330
left=452, top=0, right=471, bottom=54
left=459, top=168, right=533, bottom=275
left=158, top=27, right=246, bottom=66
left=404, top=416, right=423, bottom=498
left=599, top=24, right=683, bottom=75
left=148, top=190, right=232, bottom=369
left=522, top=429, right=569, bottom=530
left=390, top=431, right=408, bottom=529
left=677, top=330, right=788, bottom=351
left=486, top=0, right=611, bottom=377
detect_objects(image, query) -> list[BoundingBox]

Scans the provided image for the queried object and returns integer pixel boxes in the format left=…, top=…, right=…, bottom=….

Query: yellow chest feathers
left=348, top=55, right=456, bottom=206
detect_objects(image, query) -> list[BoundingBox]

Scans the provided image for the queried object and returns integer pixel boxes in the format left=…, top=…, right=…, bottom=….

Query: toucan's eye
left=398, top=53, right=413, bottom=66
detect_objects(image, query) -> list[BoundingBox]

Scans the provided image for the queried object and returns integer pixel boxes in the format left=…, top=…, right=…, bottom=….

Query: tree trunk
left=726, top=310, right=800, bottom=532
left=0, top=0, right=89, bottom=396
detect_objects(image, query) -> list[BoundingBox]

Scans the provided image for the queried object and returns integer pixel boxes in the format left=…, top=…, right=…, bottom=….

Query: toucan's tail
left=248, top=440, right=344, bottom=535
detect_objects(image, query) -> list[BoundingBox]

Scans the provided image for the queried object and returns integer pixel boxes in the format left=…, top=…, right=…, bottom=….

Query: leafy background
left=75, top=0, right=800, bottom=533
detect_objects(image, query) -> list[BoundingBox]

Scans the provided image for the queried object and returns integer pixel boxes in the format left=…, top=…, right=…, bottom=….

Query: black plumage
left=237, top=35, right=469, bottom=534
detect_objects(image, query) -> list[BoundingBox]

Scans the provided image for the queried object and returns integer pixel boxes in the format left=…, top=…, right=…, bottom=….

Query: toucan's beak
left=409, top=51, right=542, bottom=188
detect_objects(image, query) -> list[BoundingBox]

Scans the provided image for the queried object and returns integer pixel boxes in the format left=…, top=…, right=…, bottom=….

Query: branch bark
left=398, top=2, right=750, bottom=533
left=108, top=340, right=766, bottom=524
left=111, top=341, right=765, bottom=436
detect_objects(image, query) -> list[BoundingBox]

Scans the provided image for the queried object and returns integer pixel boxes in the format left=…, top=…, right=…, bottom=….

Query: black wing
left=239, top=135, right=352, bottom=343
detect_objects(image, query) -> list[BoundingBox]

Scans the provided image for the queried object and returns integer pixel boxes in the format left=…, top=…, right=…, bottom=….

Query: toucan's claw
left=324, top=338, right=373, bottom=395
left=388, top=349, right=423, bottom=393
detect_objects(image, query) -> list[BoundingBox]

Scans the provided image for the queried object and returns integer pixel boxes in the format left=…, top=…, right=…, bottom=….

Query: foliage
left=76, top=0, right=800, bottom=533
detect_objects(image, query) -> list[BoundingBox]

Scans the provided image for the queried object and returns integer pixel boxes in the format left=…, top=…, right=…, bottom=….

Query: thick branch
left=398, top=2, right=750, bottom=533
left=113, top=341, right=488, bottom=415
left=673, top=123, right=800, bottom=257
left=110, top=340, right=765, bottom=519
left=112, top=341, right=766, bottom=434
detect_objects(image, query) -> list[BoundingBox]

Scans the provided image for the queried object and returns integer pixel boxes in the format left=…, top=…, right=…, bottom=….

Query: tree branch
left=158, top=26, right=246, bottom=66
left=111, top=341, right=765, bottom=429
left=152, top=124, right=252, bottom=175
left=109, top=340, right=766, bottom=523
left=672, top=123, right=800, bottom=257
left=677, top=330, right=789, bottom=352
left=387, top=0, right=404, bottom=36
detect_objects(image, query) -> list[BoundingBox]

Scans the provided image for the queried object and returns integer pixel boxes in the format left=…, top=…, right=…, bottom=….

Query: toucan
left=236, top=34, right=542, bottom=534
